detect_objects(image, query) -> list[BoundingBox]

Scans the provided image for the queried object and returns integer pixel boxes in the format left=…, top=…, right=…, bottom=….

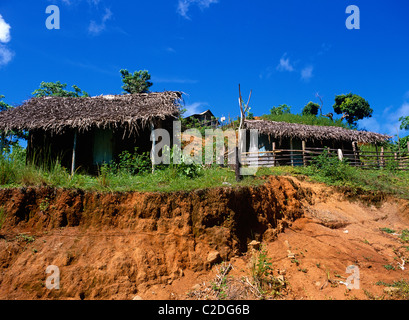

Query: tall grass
left=0, top=146, right=263, bottom=193
left=0, top=146, right=74, bottom=188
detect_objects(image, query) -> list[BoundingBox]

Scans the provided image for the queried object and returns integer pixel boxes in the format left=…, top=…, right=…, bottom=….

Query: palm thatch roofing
left=244, top=119, right=391, bottom=144
left=0, top=91, right=182, bottom=134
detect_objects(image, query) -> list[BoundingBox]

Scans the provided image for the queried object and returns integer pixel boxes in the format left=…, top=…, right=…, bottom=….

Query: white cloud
left=276, top=54, right=294, bottom=72
left=301, top=65, right=314, bottom=82
left=88, top=8, right=112, bottom=35
left=359, top=117, right=381, bottom=134
left=0, top=45, right=13, bottom=66
left=0, top=14, right=11, bottom=43
left=0, top=15, right=13, bottom=66
left=177, top=0, right=218, bottom=19
left=275, top=54, right=315, bottom=82
left=360, top=102, right=409, bottom=138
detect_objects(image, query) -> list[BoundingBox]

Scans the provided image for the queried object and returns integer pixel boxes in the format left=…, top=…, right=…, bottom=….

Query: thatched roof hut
left=0, top=91, right=182, bottom=173
left=244, top=119, right=391, bottom=144
left=0, top=91, right=182, bottom=134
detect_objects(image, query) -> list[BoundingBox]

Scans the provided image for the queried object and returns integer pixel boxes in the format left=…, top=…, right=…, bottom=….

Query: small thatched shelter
left=185, top=109, right=219, bottom=128
left=244, top=119, right=392, bottom=165
left=245, top=119, right=391, bottom=145
left=0, top=91, right=182, bottom=173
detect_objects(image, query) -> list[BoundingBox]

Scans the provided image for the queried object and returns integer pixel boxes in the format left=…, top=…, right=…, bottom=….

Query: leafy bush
left=389, top=135, right=409, bottom=155
left=156, top=145, right=203, bottom=179
left=307, top=149, right=351, bottom=183
left=302, top=102, right=320, bottom=116
left=270, top=104, right=291, bottom=116
left=116, top=148, right=151, bottom=175
left=176, top=154, right=202, bottom=178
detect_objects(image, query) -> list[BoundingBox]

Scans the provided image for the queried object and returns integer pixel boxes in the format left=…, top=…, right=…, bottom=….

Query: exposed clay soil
left=0, top=176, right=408, bottom=300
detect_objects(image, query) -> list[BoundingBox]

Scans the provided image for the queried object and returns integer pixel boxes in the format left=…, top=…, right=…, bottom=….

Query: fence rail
left=240, top=147, right=409, bottom=170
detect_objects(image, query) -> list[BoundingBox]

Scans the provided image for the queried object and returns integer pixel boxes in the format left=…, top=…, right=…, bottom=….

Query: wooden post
left=302, top=140, right=307, bottom=167
left=71, top=130, right=77, bottom=175
left=380, top=146, right=385, bottom=168
left=337, top=149, right=343, bottom=161
left=375, top=144, right=379, bottom=168
left=290, top=138, right=294, bottom=167
left=272, top=142, right=276, bottom=167
left=352, top=141, right=358, bottom=167
left=235, top=146, right=242, bottom=182
left=151, top=122, right=155, bottom=173
left=394, top=152, right=399, bottom=170
left=407, top=141, right=409, bottom=154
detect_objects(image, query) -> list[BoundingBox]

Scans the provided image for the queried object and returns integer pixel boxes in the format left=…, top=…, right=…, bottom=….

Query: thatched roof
left=0, top=91, right=182, bottom=133
left=244, top=119, right=391, bottom=144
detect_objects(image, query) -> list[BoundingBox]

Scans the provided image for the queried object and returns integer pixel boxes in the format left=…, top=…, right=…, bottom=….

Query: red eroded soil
left=0, top=176, right=408, bottom=300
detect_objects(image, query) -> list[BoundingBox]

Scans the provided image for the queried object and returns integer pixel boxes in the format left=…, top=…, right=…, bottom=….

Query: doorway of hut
left=93, top=128, right=113, bottom=165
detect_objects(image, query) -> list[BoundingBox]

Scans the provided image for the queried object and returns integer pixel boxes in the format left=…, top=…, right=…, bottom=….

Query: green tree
left=32, top=81, right=89, bottom=97
left=0, top=95, right=11, bottom=112
left=302, top=101, right=320, bottom=116
left=332, top=93, right=373, bottom=126
left=120, top=69, right=153, bottom=94
left=0, top=95, right=27, bottom=152
left=398, top=116, right=409, bottom=154
left=399, top=116, right=409, bottom=131
left=270, top=104, right=291, bottom=116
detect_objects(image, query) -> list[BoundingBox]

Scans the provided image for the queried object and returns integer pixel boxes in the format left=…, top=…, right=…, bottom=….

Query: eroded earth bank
left=0, top=176, right=408, bottom=300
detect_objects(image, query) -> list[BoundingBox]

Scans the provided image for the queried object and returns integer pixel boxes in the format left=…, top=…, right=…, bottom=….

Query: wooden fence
left=240, top=146, right=409, bottom=170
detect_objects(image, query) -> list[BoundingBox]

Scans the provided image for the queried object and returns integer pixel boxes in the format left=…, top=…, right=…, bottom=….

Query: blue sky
left=0, top=0, right=408, bottom=138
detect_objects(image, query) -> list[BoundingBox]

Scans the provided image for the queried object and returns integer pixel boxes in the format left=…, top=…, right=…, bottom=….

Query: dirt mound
left=0, top=176, right=308, bottom=300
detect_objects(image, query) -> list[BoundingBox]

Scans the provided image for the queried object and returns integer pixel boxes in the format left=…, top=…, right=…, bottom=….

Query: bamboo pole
left=302, top=140, right=307, bottom=167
